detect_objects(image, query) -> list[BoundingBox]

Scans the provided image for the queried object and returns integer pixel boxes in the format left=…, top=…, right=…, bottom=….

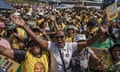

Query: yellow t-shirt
left=66, top=37, right=73, bottom=42
left=0, top=29, right=6, bottom=37
left=21, top=51, right=49, bottom=72
left=12, top=27, right=26, bottom=49
left=62, top=23, right=66, bottom=30
left=97, top=18, right=102, bottom=24
left=91, top=27, right=99, bottom=34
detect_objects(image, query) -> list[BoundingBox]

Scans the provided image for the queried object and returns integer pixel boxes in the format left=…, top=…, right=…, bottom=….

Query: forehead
left=55, top=31, right=65, bottom=36
left=113, top=46, right=120, bottom=50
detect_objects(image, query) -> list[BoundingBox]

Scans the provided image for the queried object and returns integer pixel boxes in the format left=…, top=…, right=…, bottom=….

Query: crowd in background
left=0, top=3, right=120, bottom=72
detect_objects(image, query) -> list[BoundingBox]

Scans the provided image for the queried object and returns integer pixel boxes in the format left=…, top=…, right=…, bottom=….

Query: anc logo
left=34, top=62, right=45, bottom=72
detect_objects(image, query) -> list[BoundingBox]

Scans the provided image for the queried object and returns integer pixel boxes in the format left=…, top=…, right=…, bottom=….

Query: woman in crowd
left=10, top=15, right=106, bottom=72
left=91, top=33, right=115, bottom=49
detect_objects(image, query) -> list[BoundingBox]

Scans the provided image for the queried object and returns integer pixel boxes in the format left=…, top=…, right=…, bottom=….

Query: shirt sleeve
left=14, top=50, right=26, bottom=63
left=72, top=42, right=78, bottom=52
left=48, top=41, right=52, bottom=50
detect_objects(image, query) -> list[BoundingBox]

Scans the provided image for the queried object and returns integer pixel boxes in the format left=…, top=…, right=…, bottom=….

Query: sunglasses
left=55, top=35, right=65, bottom=39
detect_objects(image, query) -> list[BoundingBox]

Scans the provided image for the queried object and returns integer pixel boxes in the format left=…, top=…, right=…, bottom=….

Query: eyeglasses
left=55, top=36, right=65, bottom=39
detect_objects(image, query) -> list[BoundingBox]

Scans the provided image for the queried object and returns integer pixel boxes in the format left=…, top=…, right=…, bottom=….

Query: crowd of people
left=0, top=3, right=120, bottom=72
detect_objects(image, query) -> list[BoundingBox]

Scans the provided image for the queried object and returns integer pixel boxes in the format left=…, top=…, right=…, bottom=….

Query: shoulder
left=42, top=50, right=50, bottom=55
left=14, top=50, right=26, bottom=63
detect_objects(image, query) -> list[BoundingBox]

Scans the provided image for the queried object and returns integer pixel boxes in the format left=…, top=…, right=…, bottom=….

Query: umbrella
left=0, top=0, right=13, bottom=10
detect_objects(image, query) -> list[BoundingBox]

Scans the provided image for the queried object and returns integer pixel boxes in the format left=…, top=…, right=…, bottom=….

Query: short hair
left=27, top=40, right=40, bottom=48
left=55, top=30, right=65, bottom=35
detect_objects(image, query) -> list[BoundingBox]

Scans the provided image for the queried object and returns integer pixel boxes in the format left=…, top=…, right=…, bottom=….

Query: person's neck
left=36, top=54, right=41, bottom=58
left=33, top=54, right=41, bottom=58
left=68, top=34, right=74, bottom=37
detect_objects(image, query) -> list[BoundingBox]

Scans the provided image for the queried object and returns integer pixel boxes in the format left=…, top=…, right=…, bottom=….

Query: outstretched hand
left=10, top=16, right=25, bottom=27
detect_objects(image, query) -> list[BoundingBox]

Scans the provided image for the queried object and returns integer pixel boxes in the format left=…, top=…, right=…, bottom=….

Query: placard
left=0, top=55, right=20, bottom=72
left=105, top=3, right=118, bottom=21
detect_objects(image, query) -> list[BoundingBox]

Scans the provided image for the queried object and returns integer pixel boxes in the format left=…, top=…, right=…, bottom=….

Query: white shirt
left=77, top=48, right=94, bottom=69
left=48, top=41, right=78, bottom=72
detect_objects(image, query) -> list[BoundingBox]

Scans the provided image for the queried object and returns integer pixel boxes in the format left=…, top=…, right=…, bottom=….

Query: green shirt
left=115, top=34, right=120, bottom=44
left=108, top=61, right=120, bottom=72
left=91, top=38, right=115, bottom=49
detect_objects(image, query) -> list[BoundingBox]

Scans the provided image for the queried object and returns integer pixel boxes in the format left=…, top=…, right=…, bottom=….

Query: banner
left=105, top=3, right=118, bottom=21
left=89, top=48, right=111, bottom=70
left=0, top=55, right=20, bottom=72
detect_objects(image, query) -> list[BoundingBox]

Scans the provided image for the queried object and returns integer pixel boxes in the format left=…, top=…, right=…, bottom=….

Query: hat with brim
left=67, top=25, right=78, bottom=30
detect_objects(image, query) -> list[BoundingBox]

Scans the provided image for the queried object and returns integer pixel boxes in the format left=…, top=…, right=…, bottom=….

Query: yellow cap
left=37, top=18, right=45, bottom=25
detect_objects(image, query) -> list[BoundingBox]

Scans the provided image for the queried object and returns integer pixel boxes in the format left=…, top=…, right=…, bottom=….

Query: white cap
left=75, top=34, right=86, bottom=41
left=67, top=25, right=78, bottom=30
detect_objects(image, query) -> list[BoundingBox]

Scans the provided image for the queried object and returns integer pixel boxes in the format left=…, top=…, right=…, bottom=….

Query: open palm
left=10, top=16, right=25, bottom=27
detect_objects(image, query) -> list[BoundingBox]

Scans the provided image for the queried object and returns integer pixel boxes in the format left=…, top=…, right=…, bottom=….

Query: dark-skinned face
left=112, top=47, right=120, bottom=62
left=55, top=31, right=65, bottom=48
left=29, top=43, right=41, bottom=57
left=67, top=29, right=74, bottom=36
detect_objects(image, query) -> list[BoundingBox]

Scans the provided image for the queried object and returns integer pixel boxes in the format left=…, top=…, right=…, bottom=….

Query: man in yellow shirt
left=0, top=40, right=50, bottom=72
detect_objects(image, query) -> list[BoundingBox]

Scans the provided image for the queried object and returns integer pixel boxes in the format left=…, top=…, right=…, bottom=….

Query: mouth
left=57, top=42, right=62, bottom=45
left=114, top=55, right=120, bottom=60
left=57, top=42, right=64, bottom=48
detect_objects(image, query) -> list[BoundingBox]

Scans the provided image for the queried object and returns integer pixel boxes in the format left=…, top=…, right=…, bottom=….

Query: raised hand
left=95, top=59, right=107, bottom=70
left=50, top=15, right=56, bottom=21
left=99, top=25, right=108, bottom=33
left=10, top=16, right=25, bottom=27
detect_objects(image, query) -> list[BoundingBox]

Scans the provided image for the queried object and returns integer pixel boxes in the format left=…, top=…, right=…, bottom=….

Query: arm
left=77, top=29, right=104, bottom=52
left=40, top=29, right=51, bottom=41
left=52, top=20, right=60, bottom=31
left=11, top=16, right=48, bottom=49
left=23, top=24, right=48, bottom=49
left=12, top=33, right=25, bottom=41
left=0, top=46, right=14, bottom=59
left=0, top=46, right=26, bottom=63
left=50, top=15, right=61, bottom=31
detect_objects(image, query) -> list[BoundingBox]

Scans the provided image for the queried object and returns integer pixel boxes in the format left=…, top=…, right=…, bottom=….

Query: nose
left=57, top=37, right=61, bottom=41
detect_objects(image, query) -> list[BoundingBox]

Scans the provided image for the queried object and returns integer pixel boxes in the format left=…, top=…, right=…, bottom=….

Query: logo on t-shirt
left=34, top=62, right=45, bottom=72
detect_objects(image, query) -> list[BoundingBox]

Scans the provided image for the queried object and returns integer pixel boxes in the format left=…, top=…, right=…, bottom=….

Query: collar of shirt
left=58, top=43, right=67, bottom=51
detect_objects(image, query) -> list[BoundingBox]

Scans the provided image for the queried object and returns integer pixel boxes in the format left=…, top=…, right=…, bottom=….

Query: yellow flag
left=105, top=3, right=118, bottom=21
